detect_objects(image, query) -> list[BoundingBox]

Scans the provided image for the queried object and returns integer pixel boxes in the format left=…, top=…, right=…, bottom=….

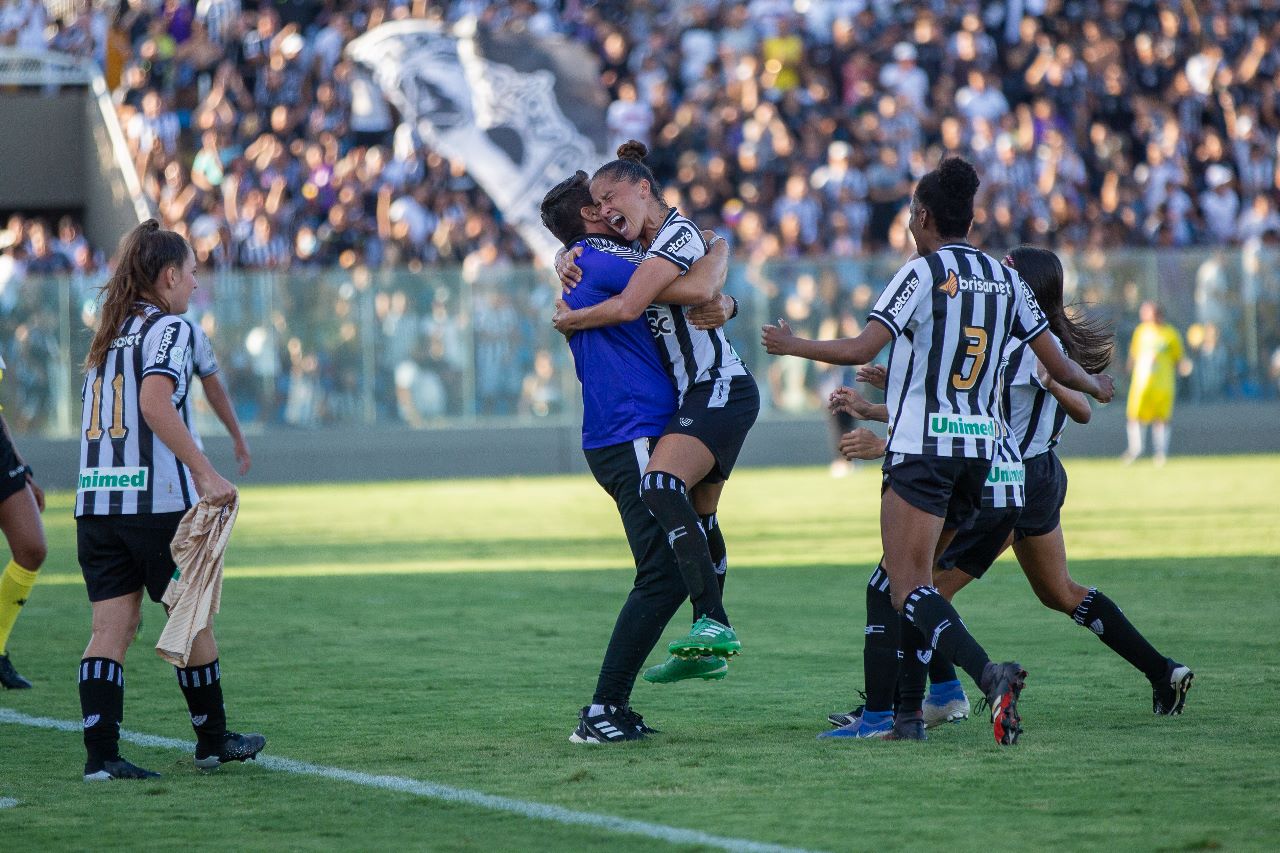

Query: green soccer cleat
left=643, top=655, right=729, bottom=684
left=667, top=617, right=741, bottom=660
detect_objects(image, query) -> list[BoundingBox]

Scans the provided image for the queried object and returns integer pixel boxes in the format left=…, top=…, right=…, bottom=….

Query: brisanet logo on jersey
left=928, top=414, right=999, bottom=437
left=78, top=467, right=149, bottom=492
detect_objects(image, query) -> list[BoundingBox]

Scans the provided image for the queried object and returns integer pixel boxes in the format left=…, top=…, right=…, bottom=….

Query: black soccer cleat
left=883, top=711, right=928, bottom=741
left=569, top=705, right=646, bottom=744
left=1152, top=659, right=1194, bottom=716
left=0, top=653, right=31, bottom=689
left=84, top=757, right=161, bottom=781
left=979, top=661, right=1026, bottom=746
left=194, top=731, right=267, bottom=769
left=615, top=705, right=660, bottom=736
left=828, top=705, right=864, bottom=729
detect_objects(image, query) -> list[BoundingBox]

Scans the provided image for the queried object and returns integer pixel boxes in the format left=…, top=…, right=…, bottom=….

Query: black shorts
left=77, top=511, right=186, bottom=603
left=0, top=430, right=29, bottom=503
left=938, top=506, right=1022, bottom=579
left=663, top=374, right=760, bottom=483
left=881, top=453, right=990, bottom=529
left=1014, top=451, right=1068, bottom=540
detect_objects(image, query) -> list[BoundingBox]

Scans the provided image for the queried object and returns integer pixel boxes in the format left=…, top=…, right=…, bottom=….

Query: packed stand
left=10, top=0, right=1258, bottom=272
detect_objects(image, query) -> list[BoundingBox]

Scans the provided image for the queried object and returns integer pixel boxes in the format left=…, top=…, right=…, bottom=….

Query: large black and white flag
left=347, top=20, right=611, bottom=260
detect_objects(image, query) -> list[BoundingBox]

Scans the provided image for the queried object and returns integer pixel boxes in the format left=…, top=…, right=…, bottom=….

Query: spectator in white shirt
left=879, top=42, right=929, bottom=114
left=1199, top=164, right=1240, bottom=244
left=606, top=81, right=654, bottom=153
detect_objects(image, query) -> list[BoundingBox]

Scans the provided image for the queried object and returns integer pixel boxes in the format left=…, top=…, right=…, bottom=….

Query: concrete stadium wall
left=0, top=91, right=84, bottom=208
left=82, top=86, right=149, bottom=252
left=18, top=402, right=1278, bottom=489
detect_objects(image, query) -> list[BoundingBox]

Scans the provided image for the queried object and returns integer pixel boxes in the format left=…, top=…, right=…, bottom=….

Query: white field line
left=0, top=709, right=824, bottom=853
left=0, top=798, right=19, bottom=809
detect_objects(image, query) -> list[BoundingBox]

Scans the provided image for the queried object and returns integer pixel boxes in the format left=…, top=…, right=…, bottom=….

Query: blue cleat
left=818, top=710, right=893, bottom=739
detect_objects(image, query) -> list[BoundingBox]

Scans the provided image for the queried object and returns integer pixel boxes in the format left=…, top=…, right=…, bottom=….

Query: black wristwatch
left=728, top=295, right=739, bottom=319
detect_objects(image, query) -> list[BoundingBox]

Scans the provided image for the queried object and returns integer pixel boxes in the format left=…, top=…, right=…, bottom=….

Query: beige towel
left=156, top=497, right=239, bottom=667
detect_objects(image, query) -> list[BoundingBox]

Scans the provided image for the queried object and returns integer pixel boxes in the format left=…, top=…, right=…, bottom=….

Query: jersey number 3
left=85, top=375, right=129, bottom=441
left=952, top=326, right=989, bottom=391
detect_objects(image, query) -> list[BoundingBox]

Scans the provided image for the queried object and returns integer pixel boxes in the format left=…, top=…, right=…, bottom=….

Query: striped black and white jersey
left=980, top=335, right=1030, bottom=509
left=869, top=243, right=1048, bottom=459
left=642, top=208, right=749, bottom=403
left=982, top=421, right=1025, bottom=509
left=1003, top=331, right=1071, bottom=461
left=76, top=304, right=206, bottom=517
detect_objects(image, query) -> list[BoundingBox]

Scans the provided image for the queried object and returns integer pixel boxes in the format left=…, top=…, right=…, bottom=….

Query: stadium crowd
left=5, top=0, right=1280, bottom=429
left=6, top=0, right=1280, bottom=268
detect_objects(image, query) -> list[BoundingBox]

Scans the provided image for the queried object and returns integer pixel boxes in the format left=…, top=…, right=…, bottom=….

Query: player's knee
left=1034, top=581, right=1080, bottom=614
left=12, top=538, right=47, bottom=570
left=640, top=471, right=688, bottom=515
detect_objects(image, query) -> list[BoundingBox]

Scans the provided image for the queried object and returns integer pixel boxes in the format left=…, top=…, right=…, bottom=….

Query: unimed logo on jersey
left=928, top=414, right=999, bottom=437
left=78, top=466, right=149, bottom=492
left=986, top=463, right=1025, bottom=484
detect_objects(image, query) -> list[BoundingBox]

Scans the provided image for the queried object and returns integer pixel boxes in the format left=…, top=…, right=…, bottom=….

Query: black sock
left=699, top=513, right=727, bottom=576
left=79, top=657, right=124, bottom=766
left=1072, top=588, right=1167, bottom=681
left=897, top=614, right=927, bottom=715
left=903, top=586, right=990, bottom=688
left=641, top=473, right=727, bottom=624
left=929, top=655, right=960, bottom=687
left=175, top=659, right=227, bottom=745
left=863, top=564, right=900, bottom=714
left=699, top=513, right=727, bottom=613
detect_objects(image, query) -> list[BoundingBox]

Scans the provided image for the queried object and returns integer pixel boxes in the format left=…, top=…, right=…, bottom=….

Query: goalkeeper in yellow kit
left=1123, top=301, right=1189, bottom=466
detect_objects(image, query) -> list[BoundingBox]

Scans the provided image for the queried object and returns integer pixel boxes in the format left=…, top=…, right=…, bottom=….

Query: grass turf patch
left=2, top=456, right=1277, bottom=851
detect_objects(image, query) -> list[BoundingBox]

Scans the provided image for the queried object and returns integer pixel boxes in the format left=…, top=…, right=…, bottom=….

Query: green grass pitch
left=1, top=455, right=1278, bottom=851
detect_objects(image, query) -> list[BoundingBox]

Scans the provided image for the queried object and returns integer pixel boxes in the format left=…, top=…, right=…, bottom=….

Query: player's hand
left=687, top=293, right=731, bottom=330
left=839, top=427, right=886, bottom=461
left=828, top=385, right=876, bottom=419
left=234, top=438, right=252, bottom=475
left=856, top=364, right=887, bottom=390
left=761, top=318, right=797, bottom=355
left=194, top=468, right=237, bottom=506
left=25, top=473, right=44, bottom=512
left=1091, top=373, right=1115, bottom=404
left=555, top=245, right=583, bottom=291
left=552, top=298, right=575, bottom=339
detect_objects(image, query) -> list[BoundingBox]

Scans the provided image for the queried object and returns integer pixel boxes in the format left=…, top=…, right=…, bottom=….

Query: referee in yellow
left=1122, top=301, right=1189, bottom=466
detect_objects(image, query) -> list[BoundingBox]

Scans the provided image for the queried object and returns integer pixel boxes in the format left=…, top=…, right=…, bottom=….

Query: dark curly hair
left=914, top=156, right=980, bottom=238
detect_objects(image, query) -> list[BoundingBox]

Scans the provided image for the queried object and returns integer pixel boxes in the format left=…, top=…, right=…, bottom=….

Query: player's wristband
left=729, top=296, right=739, bottom=319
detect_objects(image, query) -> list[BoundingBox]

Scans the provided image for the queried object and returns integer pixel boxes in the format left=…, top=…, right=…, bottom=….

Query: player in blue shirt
left=539, top=171, right=734, bottom=744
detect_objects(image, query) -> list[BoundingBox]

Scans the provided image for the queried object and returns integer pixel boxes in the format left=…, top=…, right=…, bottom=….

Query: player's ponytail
left=591, top=139, right=664, bottom=198
left=1006, top=245, right=1113, bottom=374
left=85, top=219, right=191, bottom=371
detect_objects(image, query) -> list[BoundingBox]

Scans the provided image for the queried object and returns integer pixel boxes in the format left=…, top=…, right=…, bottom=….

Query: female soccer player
left=0, top=365, right=47, bottom=690
left=75, top=220, right=264, bottom=780
left=926, top=248, right=1193, bottom=717
left=553, top=142, right=759, bottom=663
left=1122, top=301, right=1188, bottom=465
left=829, top=248, right=1191, bottom=727
left=539, top=171, right=733, bottom=743
left=763, top=158, right=1115, bottom=744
